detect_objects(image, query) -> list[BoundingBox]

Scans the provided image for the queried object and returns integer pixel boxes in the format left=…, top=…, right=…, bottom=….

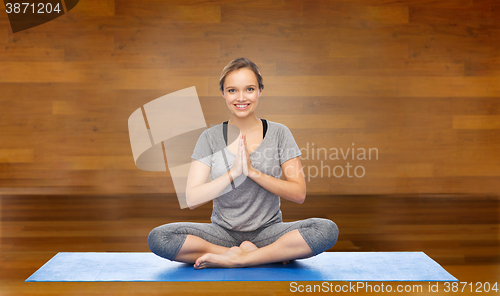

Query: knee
left=148, top=224, right=185, bottom=261
left=322, top=219, right=339, bottom=247
left=309, top=218, right=339, bottom=251
left=239, top=240, right=258, bottom=251
left=147, top=226, right=165, bottom=255
left=239, top=241, right=253, bottom=248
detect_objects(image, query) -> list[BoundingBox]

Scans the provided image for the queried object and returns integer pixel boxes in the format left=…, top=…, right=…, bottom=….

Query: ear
left=258, top=89, right=263, bottom=97
left=221, top=91, right=226, bottom=99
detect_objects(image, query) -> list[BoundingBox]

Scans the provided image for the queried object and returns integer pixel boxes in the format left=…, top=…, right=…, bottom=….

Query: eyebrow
left=225, top=84, right=257, bottom=89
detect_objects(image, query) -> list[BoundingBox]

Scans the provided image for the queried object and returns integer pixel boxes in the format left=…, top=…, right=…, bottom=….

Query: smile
left=234, top=104, right=250, bottom=110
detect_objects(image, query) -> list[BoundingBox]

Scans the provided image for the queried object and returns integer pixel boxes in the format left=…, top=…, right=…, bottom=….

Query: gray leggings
left=148, top=218, right=339, bottom=261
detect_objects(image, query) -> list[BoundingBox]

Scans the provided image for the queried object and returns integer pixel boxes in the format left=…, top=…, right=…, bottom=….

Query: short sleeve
left=191, top=129, right=213, bottom=167
left=278, top=125, right=302, bottom=166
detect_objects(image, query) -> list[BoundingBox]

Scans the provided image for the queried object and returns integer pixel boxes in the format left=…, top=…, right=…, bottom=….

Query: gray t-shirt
left=190, top=120, right=302, bottom=231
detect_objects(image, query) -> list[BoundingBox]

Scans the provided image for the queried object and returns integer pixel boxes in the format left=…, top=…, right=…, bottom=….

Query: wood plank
left=221, top=0, right=301, bottom=23
left=116, top=4, right=221, bottom=23
left=465, top=57, right=500, bottom=76
left=397, top=77, right=500, bottom=97
left=0, top=45, right=65, bottom=62
left=408, top=34, right=498, bottom=61
left=0, top=149, right=34, bottom=163
left=220, top=36, right=329, bottom=61
left=278, top=57, right=465, bottom=76
left=8, top=31, right=114, bottom=51
left=51, top=101, right=77, bottom=115
left=435, top=164, right=500, bottom=177
left=266, top=115, right=365, bottom=129
left=114, top=34, right=220, bottom=57
left=0, top=27, right=7, bottom=44
left=453, top=115, right=500, bottom=129
left=69, top=0, right=115, bottom=16
left=330, top=40, right=408, bottom=58
left=303, top=5, right=409, bottom=27
left=64, top=51, right=171, bottom=69
left=409, top=3, right=491, bottom=27
left=169, top=57, right=277, bottom=77
left=0, top=62, right=85, bottom=82
left=302, top=0, right=474, bottom=8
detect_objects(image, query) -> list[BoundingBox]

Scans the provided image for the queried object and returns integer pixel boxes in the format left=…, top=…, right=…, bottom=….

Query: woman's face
left=222, top=67, right=262, bottom=119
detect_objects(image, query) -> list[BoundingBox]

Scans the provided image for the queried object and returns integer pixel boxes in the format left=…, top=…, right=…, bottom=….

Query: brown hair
left=219, top=57, right=264, bottom=92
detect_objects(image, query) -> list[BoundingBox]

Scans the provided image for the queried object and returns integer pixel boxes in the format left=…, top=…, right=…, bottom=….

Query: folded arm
left=186, top=135, right=307, bottom=209
left=185, top=159, right=236, bottom=209
left=247, top=156, right=306, bottom=204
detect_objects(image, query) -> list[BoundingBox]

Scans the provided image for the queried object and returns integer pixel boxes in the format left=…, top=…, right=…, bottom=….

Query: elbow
left=186, top=199, right=195, bottom=210
left=186, top=199, right=198, bottom=210
left=186, top=186, right=208, bottom=210
left=186, top=193, right=203, bottom=210
left=185, top=191, right=196, bottom=210
left=298, top=184, right=307, bottom=203
left=295, top=192, right=306, bottom=204
left=186, top=198, right=194, bottom=210
left=293, top=183, right=306, bottom=204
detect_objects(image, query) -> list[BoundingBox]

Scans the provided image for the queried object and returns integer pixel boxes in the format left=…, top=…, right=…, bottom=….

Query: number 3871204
left=6, top=2, right=62, bottom=14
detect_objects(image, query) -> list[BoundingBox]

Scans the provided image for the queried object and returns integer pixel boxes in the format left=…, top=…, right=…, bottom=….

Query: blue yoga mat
left=26, top=252, right=457, bottom=282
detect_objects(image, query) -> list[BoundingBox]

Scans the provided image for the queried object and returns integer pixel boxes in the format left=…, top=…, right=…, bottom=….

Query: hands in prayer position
left=230, top=134, right=258, bottom=180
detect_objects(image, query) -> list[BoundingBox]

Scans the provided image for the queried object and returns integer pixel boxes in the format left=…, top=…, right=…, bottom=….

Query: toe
left=194, top=257, right=203, bottom=269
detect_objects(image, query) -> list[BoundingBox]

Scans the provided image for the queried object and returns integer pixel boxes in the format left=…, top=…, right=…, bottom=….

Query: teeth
left=236, top=104, right=248, bottom=108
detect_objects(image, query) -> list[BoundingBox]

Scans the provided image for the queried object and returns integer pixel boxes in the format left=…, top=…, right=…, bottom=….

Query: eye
left=246, top=87, right=254, bottom=92
left=228, top=89, right=236, bottom=93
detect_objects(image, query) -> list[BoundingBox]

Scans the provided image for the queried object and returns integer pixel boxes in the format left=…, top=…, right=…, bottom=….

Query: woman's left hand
left=241, top=134, right=254, bottom=177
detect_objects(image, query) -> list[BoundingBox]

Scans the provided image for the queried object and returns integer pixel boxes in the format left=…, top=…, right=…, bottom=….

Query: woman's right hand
left=229, top=135, right=244, bottom=180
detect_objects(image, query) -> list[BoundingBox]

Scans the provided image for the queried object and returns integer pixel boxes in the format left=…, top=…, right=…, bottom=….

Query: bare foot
left=239, top=241, right=288, bottom=264
left=194, top=246, right=245, bottom=269
left=239, top=241, right=258, bottom=252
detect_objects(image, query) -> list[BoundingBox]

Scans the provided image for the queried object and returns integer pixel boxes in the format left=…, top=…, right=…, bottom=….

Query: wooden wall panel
left=0, top=45, right=65, bottom=62
left=452, top=115, right=500, bottom=129
left=0, top=149, right=34, bottom=163
left=278, top=57, right=465, bottom=76
left=0, top=0, right=498, bottom=196
left=116, top=5, right=221, bottom=23
left=70, top=0, right=115, bottom=16
left=0, top=62, right=85, bottom=82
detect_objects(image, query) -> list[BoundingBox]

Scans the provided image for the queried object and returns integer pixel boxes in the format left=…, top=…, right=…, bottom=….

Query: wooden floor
left=0, top=194, right=498, bottom=295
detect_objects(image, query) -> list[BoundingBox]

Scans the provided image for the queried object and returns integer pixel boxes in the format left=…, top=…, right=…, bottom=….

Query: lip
left=234, top=103, right=250, bottom=111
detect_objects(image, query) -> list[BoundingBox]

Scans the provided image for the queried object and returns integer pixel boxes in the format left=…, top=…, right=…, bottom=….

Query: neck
left=228, top=115, right=260, bottom=134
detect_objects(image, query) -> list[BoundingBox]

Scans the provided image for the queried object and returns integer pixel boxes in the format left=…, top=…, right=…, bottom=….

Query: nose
left=236, top=92, right=245, bottom=102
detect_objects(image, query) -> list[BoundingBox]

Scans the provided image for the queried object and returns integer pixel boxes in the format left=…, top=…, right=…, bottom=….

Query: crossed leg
left=149, top=218, right=338, bottom=269
left=237, top=240, right=292, bottom=264
left=193, top=229, right=313, bottom=269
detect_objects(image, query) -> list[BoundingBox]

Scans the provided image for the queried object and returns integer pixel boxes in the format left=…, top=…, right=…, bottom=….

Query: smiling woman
left=223, top=67, right=260, bottom=119
left=220, top=58, right=263, bottom=128
left=147, top=57, right=339, bottom=269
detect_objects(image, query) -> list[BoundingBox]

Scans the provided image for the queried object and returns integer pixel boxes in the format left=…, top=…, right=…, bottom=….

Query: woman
left=148, top=58, right=338, bottom=269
